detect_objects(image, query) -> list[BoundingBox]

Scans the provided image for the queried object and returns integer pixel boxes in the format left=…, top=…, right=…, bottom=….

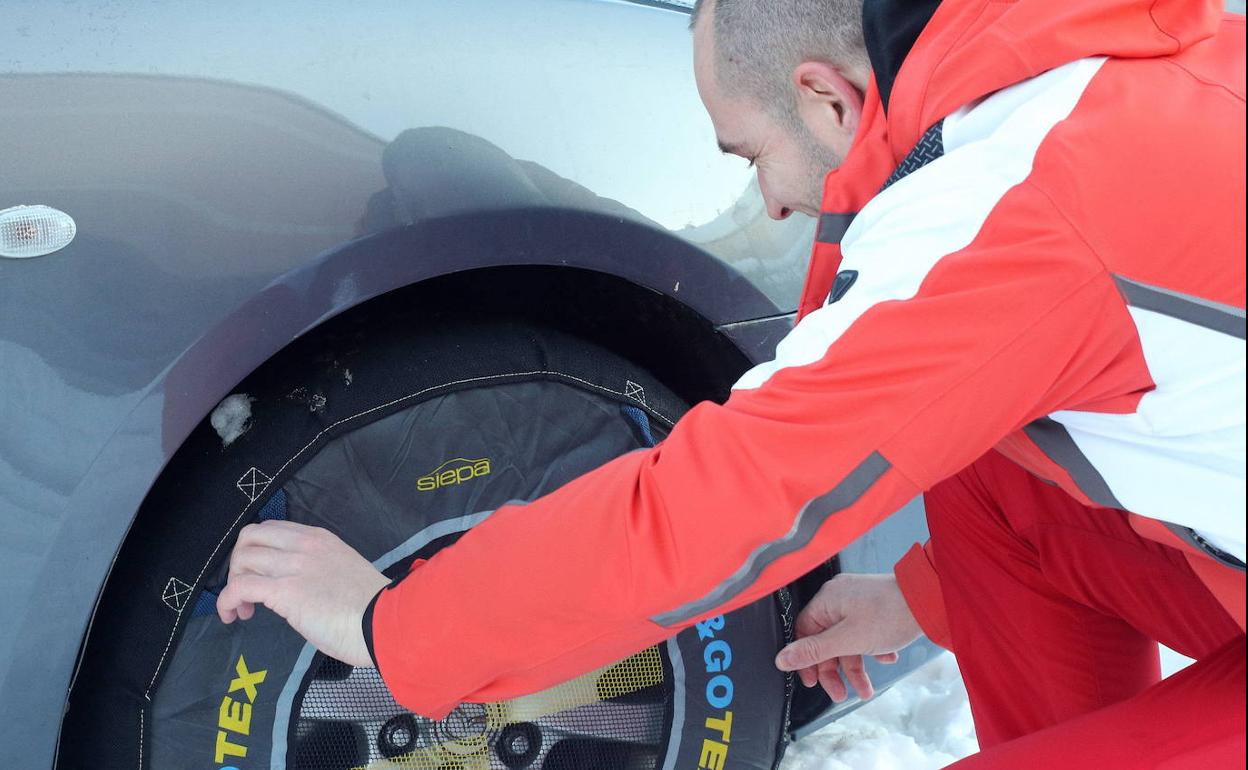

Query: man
left=218, top=0, right=1246, bottom=765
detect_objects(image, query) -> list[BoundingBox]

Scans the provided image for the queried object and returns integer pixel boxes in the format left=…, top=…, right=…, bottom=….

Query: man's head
left=691, top=0, right=869, bottom=220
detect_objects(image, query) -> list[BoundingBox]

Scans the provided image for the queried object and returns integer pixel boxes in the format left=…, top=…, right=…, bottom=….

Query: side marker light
left=0, top=205, right=78, bottom=258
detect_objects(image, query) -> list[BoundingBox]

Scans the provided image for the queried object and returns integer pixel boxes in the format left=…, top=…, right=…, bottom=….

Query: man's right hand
left=774, top=573, right=923, bottom=702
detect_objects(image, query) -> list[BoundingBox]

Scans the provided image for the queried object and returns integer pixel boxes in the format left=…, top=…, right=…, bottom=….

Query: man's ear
left=792, top=61, right=864, bottom=150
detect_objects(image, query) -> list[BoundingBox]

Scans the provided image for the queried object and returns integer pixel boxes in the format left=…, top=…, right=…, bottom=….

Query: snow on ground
left=780, top=647, right=1195, bottom=769
left=779, top=654, right=976, bottom=770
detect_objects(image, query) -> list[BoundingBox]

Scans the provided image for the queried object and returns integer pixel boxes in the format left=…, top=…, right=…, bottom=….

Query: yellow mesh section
left=354, top=648, right=665, bottom=770
left=596, top=648, right=665, bottom=701
left=503, top=647, right=664, bottom=723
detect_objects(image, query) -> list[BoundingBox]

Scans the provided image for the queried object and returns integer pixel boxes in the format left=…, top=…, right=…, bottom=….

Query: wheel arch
left=157, top=206, right=777, bottom=459
left=36, top=208, right=778, bottom=755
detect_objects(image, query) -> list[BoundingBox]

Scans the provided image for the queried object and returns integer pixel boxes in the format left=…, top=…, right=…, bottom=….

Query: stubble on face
left=794, top=119, right=843, bottom=216
left=693, top=4, right=844, bottom=219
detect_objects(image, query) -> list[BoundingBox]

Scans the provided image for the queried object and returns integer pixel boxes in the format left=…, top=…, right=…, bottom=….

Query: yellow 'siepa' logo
left=417, top=457, right=492, bottom=492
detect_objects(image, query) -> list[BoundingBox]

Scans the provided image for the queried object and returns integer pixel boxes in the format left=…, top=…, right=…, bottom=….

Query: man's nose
left=767, top=203, right=793, bottom=221
left=758, top=181, right=793, bottom=221
left=764, top=196, right=793, bottom=221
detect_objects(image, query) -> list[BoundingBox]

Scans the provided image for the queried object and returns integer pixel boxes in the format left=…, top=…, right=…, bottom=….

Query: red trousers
left=924, top=451, right=1245, bottom=769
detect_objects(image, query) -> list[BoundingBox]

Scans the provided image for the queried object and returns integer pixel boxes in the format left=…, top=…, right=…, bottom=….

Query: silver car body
left=0, top=2, right=932, bottom=764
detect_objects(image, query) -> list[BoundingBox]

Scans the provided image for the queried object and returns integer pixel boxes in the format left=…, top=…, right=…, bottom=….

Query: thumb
left=775, top=624, right=854, bottom=672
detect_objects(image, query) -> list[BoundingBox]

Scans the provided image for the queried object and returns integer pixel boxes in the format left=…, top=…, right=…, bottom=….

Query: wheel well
left=293, top=265, right=753, bottom=406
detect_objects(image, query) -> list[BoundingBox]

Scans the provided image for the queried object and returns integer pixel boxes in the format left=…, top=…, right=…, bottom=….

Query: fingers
left=219, top=599, right=256, bottom=624
left=780, top=643, right=884, bottom=700
left=789, top=575, right=855, bottom=680
left=793, top=584, right=844, bottom=639
left=235, top=520, right=320, bottom=551
left=228, top=544, right=302, bottom=581
left=811, top=656, right=875, bottom=703
left=794, top=607, right=829, bottom=640
left=776, top=634, right=829, bottom=672
left=817, top=658, right=848, bottom=702
left=778, top=634, right=876, bottom=703
left=777, top=617, right=856, bottom=672
left=839, top=655, right=874, bottom=701
left=798, top=665, right=818, bottom=689
left=217, top=573, right=284, bottom=624
left=781, top=574, right=896, bottom=700
left=218, top=523, right=337, bottom=624
left=221, top=524, right=317, bottom=622
left=792, top=601, right=833, bottom=688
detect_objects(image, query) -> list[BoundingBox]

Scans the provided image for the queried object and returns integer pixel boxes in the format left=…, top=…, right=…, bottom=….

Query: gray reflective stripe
left=652, top=453, right=891, bottom=627
left=1164, top=522, right=1247, bottom=572
left=1114, top=275, right=1247, bottom=339
left=1023, top=418, right=1123, bottom=509
left=659, top=637, right=687, bottom=770
left=816, top=213, right=856, bottom=245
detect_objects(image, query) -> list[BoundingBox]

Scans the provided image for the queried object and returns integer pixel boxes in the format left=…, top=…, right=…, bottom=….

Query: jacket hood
left=820, top=0, right=1227, bottom=216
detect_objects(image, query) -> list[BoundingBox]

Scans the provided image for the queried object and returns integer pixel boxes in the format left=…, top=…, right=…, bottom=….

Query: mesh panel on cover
left=293, top=648, right=671, bottom=770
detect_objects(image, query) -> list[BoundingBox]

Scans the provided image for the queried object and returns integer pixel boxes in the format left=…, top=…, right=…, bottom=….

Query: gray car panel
left=0, top=2, right=921, bottom=765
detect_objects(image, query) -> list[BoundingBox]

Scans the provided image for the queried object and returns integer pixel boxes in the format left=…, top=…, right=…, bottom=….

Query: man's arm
left=220, top=180, right=1138, bottom=718
left=357, top=183, right=1140, bottom=718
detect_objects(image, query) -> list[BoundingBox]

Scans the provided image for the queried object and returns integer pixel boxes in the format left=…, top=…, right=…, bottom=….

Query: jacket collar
left=863, top=0, right=944, bottom=113
left=801, top=0, right=1225, bottom=319
left=796, top=79, right=893, bottom=319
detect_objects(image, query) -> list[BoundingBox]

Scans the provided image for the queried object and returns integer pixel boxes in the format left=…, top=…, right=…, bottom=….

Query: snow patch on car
left=210, top=394, right=255, bottom=447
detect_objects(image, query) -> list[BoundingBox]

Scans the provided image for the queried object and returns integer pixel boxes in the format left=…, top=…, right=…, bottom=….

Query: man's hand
left=217, top=521, right=390, bottom=668
left=775, top=573, right=922, bottom=702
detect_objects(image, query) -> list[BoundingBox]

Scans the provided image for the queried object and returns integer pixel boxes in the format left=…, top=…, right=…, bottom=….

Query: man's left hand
left=217, top=520, right=390, bottom=668
left=774, top=573, right=922, bottom=702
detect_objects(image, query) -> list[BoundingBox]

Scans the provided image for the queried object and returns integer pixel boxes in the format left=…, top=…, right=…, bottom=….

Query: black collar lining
left=862, top=0, right=943, bottom=113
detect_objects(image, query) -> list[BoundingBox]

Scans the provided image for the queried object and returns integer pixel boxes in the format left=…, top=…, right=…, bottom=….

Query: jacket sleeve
left=368, top=182, right=1141, bottom=718
left=894, top=541, right=952, bottom=649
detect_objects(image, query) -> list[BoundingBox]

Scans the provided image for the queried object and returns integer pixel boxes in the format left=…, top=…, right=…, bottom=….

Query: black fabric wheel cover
left=58, top=319, right=791, bottom=770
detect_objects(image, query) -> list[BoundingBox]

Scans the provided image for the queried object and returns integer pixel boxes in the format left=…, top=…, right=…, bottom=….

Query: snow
left=210, top=393, right=254, bottom=446
left=780, top=654, right=976, bottom=770
left=780, top=647, right=1195, bottom=769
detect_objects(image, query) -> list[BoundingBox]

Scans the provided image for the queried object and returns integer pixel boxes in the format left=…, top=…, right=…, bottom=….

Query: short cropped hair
left=691, top=0, right=867, bottom=121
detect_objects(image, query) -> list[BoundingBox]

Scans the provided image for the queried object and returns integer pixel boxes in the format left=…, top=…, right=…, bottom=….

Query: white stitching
left=625, top=380, right=647, bottom=404
left=236, top=467, right=273, bottom=502
left=160, top=577, right=193, bottom=612
left=138, top=707, right=143, bottom=770
left=143, top=370, right=674, bottom=694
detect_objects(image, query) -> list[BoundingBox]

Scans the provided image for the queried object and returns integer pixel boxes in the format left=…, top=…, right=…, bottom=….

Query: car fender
left=3, top=206, right=778, bottom=769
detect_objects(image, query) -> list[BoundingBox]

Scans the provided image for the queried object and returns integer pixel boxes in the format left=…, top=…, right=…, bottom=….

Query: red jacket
left=368, top=0, right=1246, bottom=717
